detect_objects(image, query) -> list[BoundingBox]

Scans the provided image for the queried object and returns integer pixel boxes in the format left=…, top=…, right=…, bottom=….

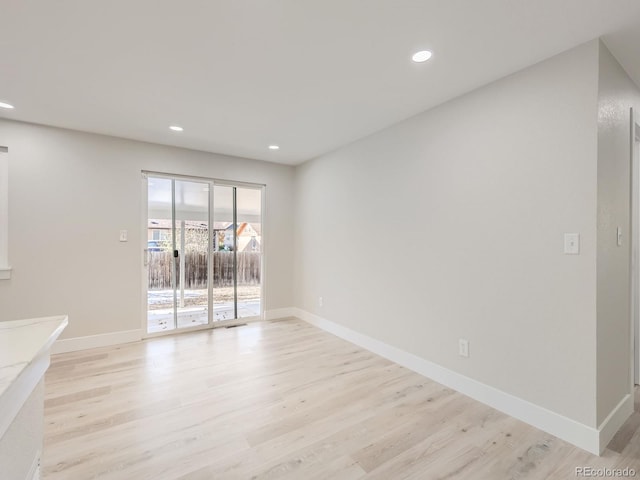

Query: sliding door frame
left=141, top=171, right=266, bottom=339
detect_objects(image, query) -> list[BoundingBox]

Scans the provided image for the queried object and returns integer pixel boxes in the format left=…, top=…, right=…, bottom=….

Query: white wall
left=0, top=148, right=9, bottom=279
left=596, top=42, right=640, bottom=425
left=294, top=41, right=601, bottom=427
left=0, top=121, right=295, bottom=340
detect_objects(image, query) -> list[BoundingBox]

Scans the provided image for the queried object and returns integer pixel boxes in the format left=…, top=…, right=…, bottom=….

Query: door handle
left=174, top=250, right=179, bottom=258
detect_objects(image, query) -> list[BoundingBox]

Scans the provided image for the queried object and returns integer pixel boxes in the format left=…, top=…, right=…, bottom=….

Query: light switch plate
left=119, top=230, right=128, bottom=242
left=564, top=233, right=580, bottom=255
left=617, top=227, right=623, bottom=246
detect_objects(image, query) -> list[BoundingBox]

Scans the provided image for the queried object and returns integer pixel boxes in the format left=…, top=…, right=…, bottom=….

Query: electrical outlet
left=318, top=296, right=323, bottom=307
left=459, top=339, right=469, bottom=358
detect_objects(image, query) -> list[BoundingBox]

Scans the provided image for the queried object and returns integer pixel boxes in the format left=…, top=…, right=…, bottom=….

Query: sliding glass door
left=146, top=177, right=211, bottom=333
left=174, top=179, right=210, bottom=329
left=146, top=177, right=175, bottom=332
left=212, top=185, right=263, bottom=321
left=144, top=174, right=263, bottom=335
left=235, top=186, right=262, bottom=318
left=212, top=185, right=235, bottom=321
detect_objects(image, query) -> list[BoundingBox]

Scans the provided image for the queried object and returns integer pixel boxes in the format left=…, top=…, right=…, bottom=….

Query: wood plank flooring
left=42, top=318, right=640, bottom=479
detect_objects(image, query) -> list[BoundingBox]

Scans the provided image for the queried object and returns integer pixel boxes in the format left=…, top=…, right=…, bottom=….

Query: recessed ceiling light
left=412, top=50, right=432, bottom=63
left=268, top=145, right=280, bottom=150
left=169, top=125, right=183, bottom=132
left=0, top=102, right=15, bottom=109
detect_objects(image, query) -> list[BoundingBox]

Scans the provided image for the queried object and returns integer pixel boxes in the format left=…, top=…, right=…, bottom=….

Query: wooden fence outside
left=148, top=251, right=261, bottom=289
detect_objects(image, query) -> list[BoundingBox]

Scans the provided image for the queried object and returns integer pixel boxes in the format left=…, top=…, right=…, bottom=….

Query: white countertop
left=0, top=315, right=68, bottom=438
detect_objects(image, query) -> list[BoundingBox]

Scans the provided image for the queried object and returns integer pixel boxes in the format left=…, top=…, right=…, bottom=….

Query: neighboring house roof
left=148, top=219, right=207, bottom=229
left=149, top=219, right=261, bottom=252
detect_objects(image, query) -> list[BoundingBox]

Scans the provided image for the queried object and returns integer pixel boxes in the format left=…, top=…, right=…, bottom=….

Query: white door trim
left=141, top=171, right=266, bottom=338
left=632, top=108, right=640, bottom=386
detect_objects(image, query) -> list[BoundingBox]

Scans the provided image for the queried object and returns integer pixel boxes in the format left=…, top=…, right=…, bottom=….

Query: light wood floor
left=43, top=318, right=640, bottom=479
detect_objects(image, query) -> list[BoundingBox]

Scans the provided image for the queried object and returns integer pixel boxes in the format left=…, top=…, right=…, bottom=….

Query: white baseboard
left=598, top=393, right=634, bottom=453
left=292, top=307, right=622, bottom=456
left=265, top=307, right=297, bottom=321
left=51, top=329, right=142, bottom=354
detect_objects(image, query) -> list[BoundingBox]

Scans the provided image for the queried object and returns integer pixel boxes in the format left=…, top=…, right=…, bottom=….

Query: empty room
left=3, top=1, right=640, bottom=479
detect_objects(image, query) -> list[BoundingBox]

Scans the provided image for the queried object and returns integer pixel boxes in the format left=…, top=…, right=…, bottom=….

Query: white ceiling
left=1, top=1, right=640, bottom=165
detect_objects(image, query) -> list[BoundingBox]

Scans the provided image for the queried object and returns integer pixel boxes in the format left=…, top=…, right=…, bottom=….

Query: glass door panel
left=174, top=179, right=210, bottom=329
left=212, top=185, right=236, bottom=321
left=147, top=177, right=176, bottom=333
left=236, top=187, right=262, bottom=318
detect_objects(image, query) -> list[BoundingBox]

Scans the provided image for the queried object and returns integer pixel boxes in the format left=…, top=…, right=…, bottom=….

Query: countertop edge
left=0, top=315, right=68, bottom=439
